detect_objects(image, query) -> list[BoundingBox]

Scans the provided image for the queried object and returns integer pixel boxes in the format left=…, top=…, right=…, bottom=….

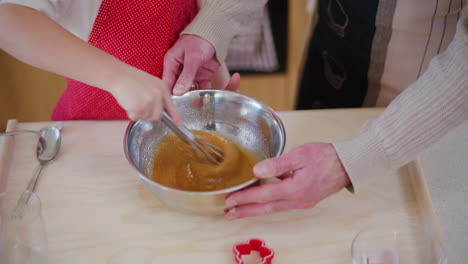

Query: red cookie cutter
left=233, top=238, right=275, bottom=264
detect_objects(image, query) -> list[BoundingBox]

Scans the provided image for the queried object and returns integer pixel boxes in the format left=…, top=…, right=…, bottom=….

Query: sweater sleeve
left=332, top=10, right=468, bottom=193
left=180, top=0, right=268, bottom=63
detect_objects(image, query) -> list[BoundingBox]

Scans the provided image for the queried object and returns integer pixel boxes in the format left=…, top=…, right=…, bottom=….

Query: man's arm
left=223, top=10, right=468, bottom=220
left=182, top=0, right=268, bottom=63
left=333, top=10, right=468, bottom=193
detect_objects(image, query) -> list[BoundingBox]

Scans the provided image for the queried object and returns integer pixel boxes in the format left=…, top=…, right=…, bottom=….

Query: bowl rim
left=123, top=89, right=286, bottom=195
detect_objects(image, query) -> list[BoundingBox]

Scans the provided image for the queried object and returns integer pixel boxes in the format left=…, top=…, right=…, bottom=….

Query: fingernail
left=173, top=84, right=184, bottom=95
left=225, top=198, right=237, bottom=208
left=225, top=208, right=236, bottom=221
left=253, top=164, right=267, bottom=177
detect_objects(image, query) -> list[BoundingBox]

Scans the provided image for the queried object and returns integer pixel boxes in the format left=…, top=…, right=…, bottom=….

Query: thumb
left=253, top=153, right=299, bottom=179
left=225, top=73, right=241, bottom=92
left=172, top=53, right=203, bottom=95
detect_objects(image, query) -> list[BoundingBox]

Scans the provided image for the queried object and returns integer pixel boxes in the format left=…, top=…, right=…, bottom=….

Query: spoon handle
left=0, top=122, right=63, bottom=137
left=14, top=164, right=44, bottom=218
left=0, top=130, right=41, bottom=137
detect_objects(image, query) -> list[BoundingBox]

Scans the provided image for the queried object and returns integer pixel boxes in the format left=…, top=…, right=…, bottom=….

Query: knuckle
left=289, top=193, right=302, bottom=201
left=152, top=109, right=162, bottom=119
left=269, top=162, right=281, bottom=174
left=273, top=159, right=288, bottom=174
left=290, top=187, right=308, bottom=200
left=257, top=190, right=274, bottom=204
left=141, top=98, right=152, bottom=107
left=263, top=204, right=275, bottom=214
left=127, top=104, right=143, bottom=115
left=236, top=211, right=249, bottom=219
left=194, top=54, right=205, bottom=62
left=186, top=51, right=202, bottom=61
left=164, top=50, right=175, bottom=60
left=163, top=55, right=170, bottom=65
left=127, top=113, right=137, bottom=120
left=177, top=75, right=190, bottom=85
left=128, top=108, right=145, bottom=120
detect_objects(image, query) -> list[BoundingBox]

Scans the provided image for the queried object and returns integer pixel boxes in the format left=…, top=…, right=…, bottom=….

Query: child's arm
left=0, top=4, right=180, bottom=122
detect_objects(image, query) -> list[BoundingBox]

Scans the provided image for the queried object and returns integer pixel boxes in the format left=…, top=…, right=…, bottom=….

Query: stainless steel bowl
left=124, top=90, right=286, bottom=215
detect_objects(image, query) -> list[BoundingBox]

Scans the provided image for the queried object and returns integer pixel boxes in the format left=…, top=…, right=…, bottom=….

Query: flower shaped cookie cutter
left=233, top=238, right=275, bottom=264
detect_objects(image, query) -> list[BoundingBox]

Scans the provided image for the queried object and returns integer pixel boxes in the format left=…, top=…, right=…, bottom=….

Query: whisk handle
left=161, top=111, right=196, bottom=143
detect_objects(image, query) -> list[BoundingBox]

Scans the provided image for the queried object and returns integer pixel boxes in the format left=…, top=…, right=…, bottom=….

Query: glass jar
left=0, top=191, right=48, bottom=264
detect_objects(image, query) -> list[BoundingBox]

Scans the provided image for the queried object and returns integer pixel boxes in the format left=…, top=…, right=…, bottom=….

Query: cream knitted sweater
left=181, top=0, right=268, bottom=63
left=333, top=11, right=468, bottom=193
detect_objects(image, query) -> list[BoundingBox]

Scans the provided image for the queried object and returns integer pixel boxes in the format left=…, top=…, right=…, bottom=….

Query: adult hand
left=109, top=66, right=180, bottom=123
left=211, top=64, right=239, bottom=91
left=223, top=72, right=241, bottom=92
left=224, top=143, right=351, bottom=220
left=163, top=34, right=220, bottom=95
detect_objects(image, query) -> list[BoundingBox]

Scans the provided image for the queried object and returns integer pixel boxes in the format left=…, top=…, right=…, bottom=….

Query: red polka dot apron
left=51, top=0, right=198, bottom=120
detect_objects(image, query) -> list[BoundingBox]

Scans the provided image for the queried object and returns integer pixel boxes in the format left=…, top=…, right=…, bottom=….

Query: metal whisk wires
left=161, top=112, right=224, bottom=165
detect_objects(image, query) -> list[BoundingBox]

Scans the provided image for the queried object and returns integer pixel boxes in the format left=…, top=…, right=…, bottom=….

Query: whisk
left=161, top=111, right=224, bottom=166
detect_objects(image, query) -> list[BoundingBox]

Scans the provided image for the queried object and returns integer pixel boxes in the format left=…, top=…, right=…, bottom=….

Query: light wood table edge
left=408, top=159, right=445, bottom=244
left=0, top=119, right=18, bottom=195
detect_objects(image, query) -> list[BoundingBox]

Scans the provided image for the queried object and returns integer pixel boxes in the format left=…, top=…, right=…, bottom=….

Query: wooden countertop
left=0, top=109, right=441, bottom=263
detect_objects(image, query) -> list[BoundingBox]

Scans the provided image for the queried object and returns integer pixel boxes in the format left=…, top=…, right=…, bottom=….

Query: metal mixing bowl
left=124, top=90, right=286, bottom=215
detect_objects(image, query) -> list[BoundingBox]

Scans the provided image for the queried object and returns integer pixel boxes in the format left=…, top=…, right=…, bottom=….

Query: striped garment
left=224, top=7, right=279, bottom=72
left=297, top=0, right=467, bottom=109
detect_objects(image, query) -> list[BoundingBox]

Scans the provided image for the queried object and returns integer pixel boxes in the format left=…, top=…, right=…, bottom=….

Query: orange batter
left=152, top=131, right=258, bottom=191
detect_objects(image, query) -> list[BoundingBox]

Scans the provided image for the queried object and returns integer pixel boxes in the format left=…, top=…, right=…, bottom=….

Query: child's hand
left=0, top=5, right=180, bottom=123
left=109, top=67, right=181, bottom=123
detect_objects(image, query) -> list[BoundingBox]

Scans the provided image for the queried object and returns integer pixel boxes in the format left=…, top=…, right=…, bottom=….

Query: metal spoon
left=0, top=122, right=63, bottom=137
left=0, top=130, right=41, bottom=137
left=11, top=123, right=63, bottom=217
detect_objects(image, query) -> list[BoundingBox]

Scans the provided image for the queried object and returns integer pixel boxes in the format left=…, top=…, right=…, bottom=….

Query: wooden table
left=0, top=109, right=441, bottom=263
